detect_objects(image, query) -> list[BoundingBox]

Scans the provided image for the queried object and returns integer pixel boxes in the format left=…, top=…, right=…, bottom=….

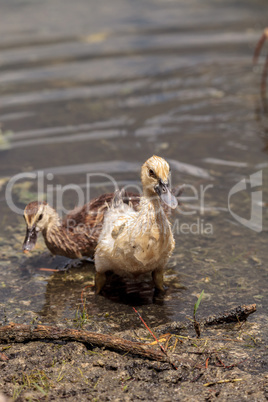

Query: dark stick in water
left=154, top=304, right=256, bottom=334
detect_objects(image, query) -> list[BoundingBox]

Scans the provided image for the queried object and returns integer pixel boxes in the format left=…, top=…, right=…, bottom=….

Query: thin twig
left=203, top=378, right=243, bottom=387
left=133, top=308, right=178, bottom=370
left=253, top=28, right=268, bottom=64
left=133, top=307, right=167, bottom=356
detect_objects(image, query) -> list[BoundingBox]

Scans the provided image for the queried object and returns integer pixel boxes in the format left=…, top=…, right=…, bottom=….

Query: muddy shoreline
left=1, top=305, right=267, bottom=401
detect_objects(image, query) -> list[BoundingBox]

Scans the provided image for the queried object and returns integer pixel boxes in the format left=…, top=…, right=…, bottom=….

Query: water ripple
left=0, top=80, right=149, bottom=107
left=31, top=159, right=211, bottom=179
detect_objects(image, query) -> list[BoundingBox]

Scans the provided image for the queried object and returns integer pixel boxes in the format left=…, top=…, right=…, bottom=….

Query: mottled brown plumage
left=23, top=193, right=140, bottom=259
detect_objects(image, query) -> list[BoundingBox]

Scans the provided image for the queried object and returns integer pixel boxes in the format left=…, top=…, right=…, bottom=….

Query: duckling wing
left=63, top=192, right=140, bottom=229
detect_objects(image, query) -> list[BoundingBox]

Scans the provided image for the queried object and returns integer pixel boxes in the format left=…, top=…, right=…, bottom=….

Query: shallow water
left=0, top=0, right=267, bottom=355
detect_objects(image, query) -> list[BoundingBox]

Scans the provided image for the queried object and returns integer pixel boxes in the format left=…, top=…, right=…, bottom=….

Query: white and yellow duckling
left=95, top=155, right=178, bottom=294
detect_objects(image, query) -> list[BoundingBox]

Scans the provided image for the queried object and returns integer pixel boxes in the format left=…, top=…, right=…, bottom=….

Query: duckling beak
left=155, top=179, right=178, bottom=209
left=23, top=226, right=38, bottom=251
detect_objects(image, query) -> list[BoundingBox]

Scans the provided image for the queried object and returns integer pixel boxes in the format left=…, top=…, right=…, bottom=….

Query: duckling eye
left=148, top=169, right=156, bottom=178
left=38, top=214, right=43, bottom=222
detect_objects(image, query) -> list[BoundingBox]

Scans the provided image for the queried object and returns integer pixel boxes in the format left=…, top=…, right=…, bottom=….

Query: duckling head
left=23, top=201, right=53, bottom=251
left=141, top=155, right=178, bottom=209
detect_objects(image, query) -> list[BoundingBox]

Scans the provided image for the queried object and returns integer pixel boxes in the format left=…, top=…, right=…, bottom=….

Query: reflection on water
left=0, top=0, right=268, bottom=349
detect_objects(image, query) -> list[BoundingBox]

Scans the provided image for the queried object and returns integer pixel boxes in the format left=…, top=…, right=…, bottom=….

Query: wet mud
left=0, top=311, right=267, bottom=401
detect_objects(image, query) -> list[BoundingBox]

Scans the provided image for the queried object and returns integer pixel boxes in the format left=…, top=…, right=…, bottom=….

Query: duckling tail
left=112, top=188, right=126, bottom=208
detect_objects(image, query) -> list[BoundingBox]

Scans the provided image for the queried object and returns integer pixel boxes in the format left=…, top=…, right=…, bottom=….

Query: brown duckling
left=23, top=192, right=140, bottom=260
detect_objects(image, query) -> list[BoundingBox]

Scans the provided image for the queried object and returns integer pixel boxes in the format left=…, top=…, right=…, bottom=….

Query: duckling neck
left=42, top=207, right=91, bottom=258
left=42, top=207, right=61, bottom=242
left=43, top=206, right=61, bottom=231
left=138, top=194, right=168, bottom=232
left=42, top=208, right=75, bottom=256
left=141, top=193, right=165, bottom=218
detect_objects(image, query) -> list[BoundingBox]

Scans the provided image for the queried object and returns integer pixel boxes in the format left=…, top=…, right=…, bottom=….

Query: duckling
left=23, top=192, right=140, bottom=259
left=95, top=155, right=178, bottom=294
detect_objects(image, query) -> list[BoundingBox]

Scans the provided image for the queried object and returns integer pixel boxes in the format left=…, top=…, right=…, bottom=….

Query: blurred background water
left=0, top=0, right=267, bottom=344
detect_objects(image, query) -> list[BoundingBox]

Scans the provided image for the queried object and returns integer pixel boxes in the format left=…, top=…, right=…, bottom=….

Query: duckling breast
left=95, top=202, right=175, bottom=277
